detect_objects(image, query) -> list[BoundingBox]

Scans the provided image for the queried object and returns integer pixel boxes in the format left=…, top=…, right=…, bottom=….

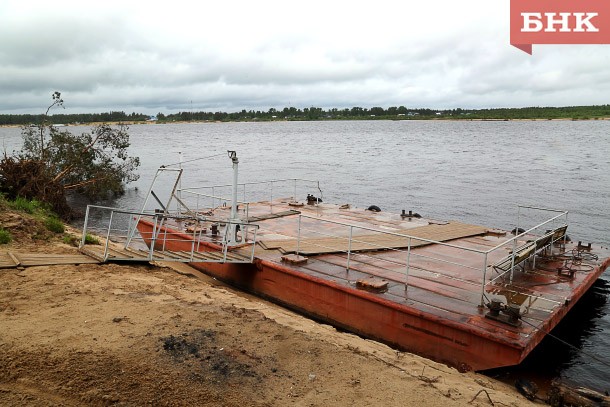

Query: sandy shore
left=0, top=226, right=535, bottom=406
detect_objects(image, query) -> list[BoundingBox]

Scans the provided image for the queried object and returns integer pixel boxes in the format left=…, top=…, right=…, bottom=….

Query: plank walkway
left=79, top=245, right=251, bottom=264
left=0, top=251, right=100, bottom=269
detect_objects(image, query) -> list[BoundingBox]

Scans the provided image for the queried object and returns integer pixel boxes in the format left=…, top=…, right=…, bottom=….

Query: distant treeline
left=0, top=111, right=149, bottom=126
left=2, top=105, right=610, bottom=125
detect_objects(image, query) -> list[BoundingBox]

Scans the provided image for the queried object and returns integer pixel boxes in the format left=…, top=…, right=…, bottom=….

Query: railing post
left=270, top=181, right=273, bottom=205
left=294, top=179, right=297, bottom=201
left=81, top=205, right=91, bottom=248
left=480, top=252, right=488, bottom=307
left=510, top=236, right=517, bottom=283
left=149, top=215, right=159, bottom=261
left=103, top=210, right=114, bottom=261
left=296, top=215, right=302, bottom=256
left=564, top=211, right=569, bottom=247
left=222, top=223, right=229, bottom=262
left=346, top=226, right=353, bottom=272
left=177, top=152, right=183, bottom=215
left=250, top=227, right=258, bottom=262
left=189, top=225, right=196, bottom=258
left=405, top=237, right=412, bottom=291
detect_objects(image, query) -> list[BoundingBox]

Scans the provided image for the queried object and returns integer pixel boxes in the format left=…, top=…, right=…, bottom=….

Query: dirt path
left=0, top=241, right=533, bottom=406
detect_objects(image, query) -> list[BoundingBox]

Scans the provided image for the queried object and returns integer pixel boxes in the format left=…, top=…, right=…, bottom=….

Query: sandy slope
left=0, top=236, right=534, bottom=406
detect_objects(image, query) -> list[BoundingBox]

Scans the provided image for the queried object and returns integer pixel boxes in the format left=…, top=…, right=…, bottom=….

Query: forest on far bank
left=2, top=104, right=610, bottom=126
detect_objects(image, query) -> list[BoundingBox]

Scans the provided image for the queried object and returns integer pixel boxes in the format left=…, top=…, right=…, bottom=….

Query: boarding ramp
left=79, top=205, right=258, bottom=264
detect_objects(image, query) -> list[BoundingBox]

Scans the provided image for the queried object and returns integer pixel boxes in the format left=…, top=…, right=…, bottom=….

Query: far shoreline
left=2, top=116, right=610, bottom=128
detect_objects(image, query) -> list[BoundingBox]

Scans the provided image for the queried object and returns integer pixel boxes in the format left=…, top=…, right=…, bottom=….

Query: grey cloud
left=1, top=3, right=610, bottom=115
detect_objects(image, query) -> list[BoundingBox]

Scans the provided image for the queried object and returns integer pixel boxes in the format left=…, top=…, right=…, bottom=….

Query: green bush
left=84, top=234, right=100, bottom=245
left=45, top=217, right=65, bottom=233
left=0, top=228, right=12, bottom=244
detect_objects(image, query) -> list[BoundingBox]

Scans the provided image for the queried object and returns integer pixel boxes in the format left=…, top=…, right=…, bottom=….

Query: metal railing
left=291, top=205, right=570, bottom=311
left=80, top=204, right=259, bottom=264
left=179, top=178, right=322, bottom=214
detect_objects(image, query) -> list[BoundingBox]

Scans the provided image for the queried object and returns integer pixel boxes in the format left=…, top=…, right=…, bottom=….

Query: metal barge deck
left=80, top=159, right=610, bottom=371
left=132, top=201, right=609, bottom=371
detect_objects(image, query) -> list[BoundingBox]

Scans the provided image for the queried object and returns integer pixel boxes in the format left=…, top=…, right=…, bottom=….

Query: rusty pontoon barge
left=81, top=152, right=610, bottom=371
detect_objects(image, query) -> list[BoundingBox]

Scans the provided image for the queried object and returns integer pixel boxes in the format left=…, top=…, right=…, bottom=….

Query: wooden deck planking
left=259, top=222, right=488, bottom=255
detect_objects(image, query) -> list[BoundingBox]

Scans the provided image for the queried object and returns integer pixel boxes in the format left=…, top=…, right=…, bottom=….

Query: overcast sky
left=1, top=0, right=609, bottom=115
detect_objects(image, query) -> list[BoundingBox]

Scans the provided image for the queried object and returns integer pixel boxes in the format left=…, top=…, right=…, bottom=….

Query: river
left=1, top=119, right=609, bottom=392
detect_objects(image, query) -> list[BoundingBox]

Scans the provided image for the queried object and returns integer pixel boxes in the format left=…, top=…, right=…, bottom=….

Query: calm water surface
left=1, top=120, right=609, bottom=391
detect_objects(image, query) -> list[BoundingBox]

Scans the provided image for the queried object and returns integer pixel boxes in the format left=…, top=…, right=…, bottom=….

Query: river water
left=1, top=120, right=609, bottom=391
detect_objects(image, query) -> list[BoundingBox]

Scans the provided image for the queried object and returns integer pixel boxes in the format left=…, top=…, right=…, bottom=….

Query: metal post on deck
left=293, top=179, right=297, bottom=201
left=230, top=154, right=238, bottom=220
left=480, top=252, right=488, bottom=307
left=510, top=236, right=517, bottom=283
left=226, top=150, right=241, bottom=246
left=564, top=212, right=569, bottom=247
left=177, top=152, right=183, bottom=215
left=296, top=215, right=302, bottom=256
left=189, top=226, right=197, bottom=259
left=405, top=237, right=412, bottom=291
left=346, top=226, right=353, bottom=272
left=250, top=227, right=258, bottom=262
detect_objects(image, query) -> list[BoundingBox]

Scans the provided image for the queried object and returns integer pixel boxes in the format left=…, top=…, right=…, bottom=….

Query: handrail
left=293, top=205, right=570, bottom=310
left=295, top=214, right=487, bottom=292
left=80, top=204, right=259, bottom=264
left=517, top=204, right=568, bottom=213
left=486, top=211, right=568, bottom=253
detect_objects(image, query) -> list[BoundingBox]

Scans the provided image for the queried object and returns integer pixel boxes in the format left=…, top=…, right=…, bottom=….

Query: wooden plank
left=1, top=251, right=100, bottom=267
left=260, top=221, right=488, bottom=256
left=247, top=209, right=300, bottom=222
left=8, top=252, right=21, bottom=266
left=0, top=252, right=20, bottom=268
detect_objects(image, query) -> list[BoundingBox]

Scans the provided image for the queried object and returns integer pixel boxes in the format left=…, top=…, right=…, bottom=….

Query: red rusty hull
left=136, top=219, right=609, bottom=371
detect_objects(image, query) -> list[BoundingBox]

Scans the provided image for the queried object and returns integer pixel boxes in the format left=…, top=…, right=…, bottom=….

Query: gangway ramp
left=80, top=245, right=253, bottom=264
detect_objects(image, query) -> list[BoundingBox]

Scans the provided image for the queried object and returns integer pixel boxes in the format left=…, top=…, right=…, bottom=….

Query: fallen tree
left=0, top=92, right=140, bottom=219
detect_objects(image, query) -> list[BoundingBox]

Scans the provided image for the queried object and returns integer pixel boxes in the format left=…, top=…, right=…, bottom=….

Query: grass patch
left=45, top=217, right=65, bottom=233
left=7, top=196, right=43, bottom=214
left=84, top=234, right=100, bottom=245
left=63, top=234, right=79, bottom=247
left=63, top=233, right=99, bottom=246
left=85, top=234, right=100, bottom=245
left=0, top=228, right=12, bottom=244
